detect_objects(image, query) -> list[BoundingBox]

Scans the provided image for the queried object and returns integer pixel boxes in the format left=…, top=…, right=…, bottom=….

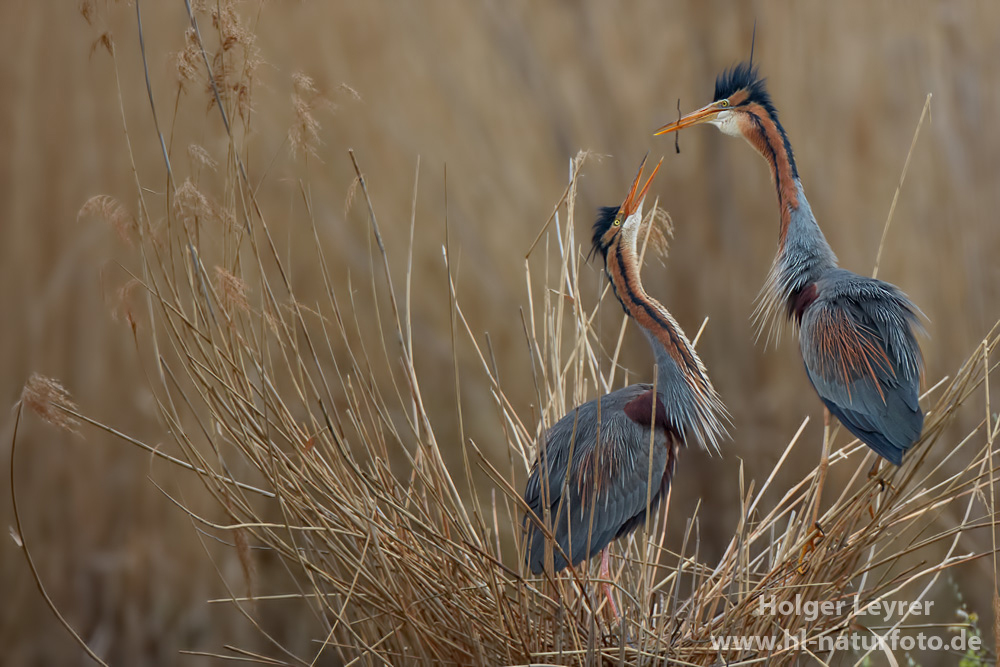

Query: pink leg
left=599, top=546, right=621, bottom=621
left=812, top=407, right=831, bottom=528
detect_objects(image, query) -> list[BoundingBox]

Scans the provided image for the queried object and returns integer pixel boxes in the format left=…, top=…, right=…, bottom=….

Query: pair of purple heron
left=522, top=63, right=924, bottom=616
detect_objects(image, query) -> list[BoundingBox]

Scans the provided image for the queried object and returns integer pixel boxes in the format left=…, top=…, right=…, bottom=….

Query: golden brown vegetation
left=4, top=2, right=1000, bottom=665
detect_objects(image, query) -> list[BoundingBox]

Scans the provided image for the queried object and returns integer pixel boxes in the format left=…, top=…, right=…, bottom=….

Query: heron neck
left=606, top=241, right=699, bottom=381
left=603, top=238, right=724, bottom=449
left=737, top=103, right=800, bottom=245
left=740, top=108, right=838, bottom=320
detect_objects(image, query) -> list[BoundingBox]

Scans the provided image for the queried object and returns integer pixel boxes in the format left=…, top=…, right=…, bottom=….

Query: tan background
left=2, top=1, right=998, bottom=663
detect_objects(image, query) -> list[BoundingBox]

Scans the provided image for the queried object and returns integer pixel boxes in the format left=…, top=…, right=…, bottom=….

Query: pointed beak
left=654, top=101, right=723, bottom=136
left=621, top=155, right=663, bottom=218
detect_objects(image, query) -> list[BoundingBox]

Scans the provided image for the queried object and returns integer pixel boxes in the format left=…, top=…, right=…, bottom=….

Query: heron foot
left=865, top=460, right=895, bottom=518
left=602, top=618, right=635, bottom=647
left=866, top=460, right=896, bottom=492
left=796, top=522, right=826, bottom=575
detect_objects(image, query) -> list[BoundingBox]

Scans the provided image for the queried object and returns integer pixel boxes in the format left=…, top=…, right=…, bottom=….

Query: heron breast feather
left=623, top=390, right=671, bottom=434
left=790, top=283, right=819, bottom=323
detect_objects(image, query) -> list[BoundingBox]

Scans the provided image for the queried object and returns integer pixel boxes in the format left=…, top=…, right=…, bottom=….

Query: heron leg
left=799, top=409, right=831, bottom=573
left=865, top=458, right=895, bottom=518
left=599, top=546, right=621, bottom=622
left=812, top=407, right=832, bottom=528
left=867, top=458, right=895, bottom=491
left=868, top=458, right=884, bottom=520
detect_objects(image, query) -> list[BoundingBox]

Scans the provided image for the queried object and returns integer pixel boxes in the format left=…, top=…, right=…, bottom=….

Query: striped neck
left=736, top=106, right=838, bottom=336
left=603, top=233, right=725, bottom=451
left=734, top=102, right=800, bottom=247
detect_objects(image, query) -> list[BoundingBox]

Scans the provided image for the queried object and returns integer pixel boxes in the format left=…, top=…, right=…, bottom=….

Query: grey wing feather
left=523, top=384, right=670, bottom=574
left=800, top=271, right=924, bottom=465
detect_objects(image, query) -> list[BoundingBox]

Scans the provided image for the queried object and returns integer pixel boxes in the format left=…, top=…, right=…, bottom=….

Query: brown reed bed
left=11, top=2, right=1000, bottom=664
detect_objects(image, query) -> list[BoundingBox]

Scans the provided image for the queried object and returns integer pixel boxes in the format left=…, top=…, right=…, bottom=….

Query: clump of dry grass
left=288, top=72, right=329, bottom=158
left=20, top=374, right=81, bottom=434
left=78, top=194, right=138, bottom=246
left=471, top=155, right=1000, bottom=663
left=17, top=2, right=999, bottom=665
left=48, top=147, right=1000, bottom=662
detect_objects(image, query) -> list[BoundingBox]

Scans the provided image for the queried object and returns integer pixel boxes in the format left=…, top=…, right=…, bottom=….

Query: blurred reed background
left=1, top=1, right=999, bottom=664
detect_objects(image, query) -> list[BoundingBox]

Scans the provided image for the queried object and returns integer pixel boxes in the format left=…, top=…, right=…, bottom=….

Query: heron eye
left=720, top=99, right=730, bottom=108
left=613, top=218, right=622, bottom=227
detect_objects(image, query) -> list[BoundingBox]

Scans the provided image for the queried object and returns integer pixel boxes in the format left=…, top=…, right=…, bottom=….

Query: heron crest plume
left=713, top=62, right=770, bottom=109
left=590, top=205, right=621, bottom=260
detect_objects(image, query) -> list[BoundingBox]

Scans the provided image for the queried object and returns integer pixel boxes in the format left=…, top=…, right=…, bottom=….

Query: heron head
left=654, top=61, right=774, bottom=139
left=590, top=156, right=662, bottom=261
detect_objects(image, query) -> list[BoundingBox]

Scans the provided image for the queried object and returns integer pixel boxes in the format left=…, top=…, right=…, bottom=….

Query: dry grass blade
left=9, top=402, right=109, bottom=666
left=873, top=93, right=932, bottom=280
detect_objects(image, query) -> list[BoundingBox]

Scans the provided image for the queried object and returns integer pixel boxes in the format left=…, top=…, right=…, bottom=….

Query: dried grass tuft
left=644, top=204, right=673, bottom=263
left=207, top=1, right=260, bottom=124
left=289, top=72, right=329, bottom=158
left=91, top=32, right=114, bottom=57
left=343, top=174, right=361, bottom=217
left=175, top=27, right=201, bottom=88
left=109, top=277, right=141, bottom=331
left=172, top=178, right=214, bottom=228
left=337, top=82, right=362, bottom=102
left=214, top=266, right=249, bottom=316
left=78, top=0, right=95, bottom=25
left=78, top=194, right=136, bottom=245
left=187, top=143, right=217, bottom=171
left=21, top=374, right=81, bottom=434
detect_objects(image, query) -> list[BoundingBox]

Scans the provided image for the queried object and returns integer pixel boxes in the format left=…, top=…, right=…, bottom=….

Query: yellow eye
left=613, top=218, right=622, bottom=226
left=720, top=99, right=730, bottom=108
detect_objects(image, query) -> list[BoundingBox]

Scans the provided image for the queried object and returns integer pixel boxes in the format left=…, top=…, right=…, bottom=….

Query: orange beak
left=621, top=155, right=663, bottom=217
left=653, top=101, right=724, bottom=136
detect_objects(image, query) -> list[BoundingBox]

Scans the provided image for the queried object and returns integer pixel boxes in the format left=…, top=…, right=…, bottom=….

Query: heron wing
left=800, top=277, right=923, bottom=464
left=523, top=386, right=671, bottom=574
